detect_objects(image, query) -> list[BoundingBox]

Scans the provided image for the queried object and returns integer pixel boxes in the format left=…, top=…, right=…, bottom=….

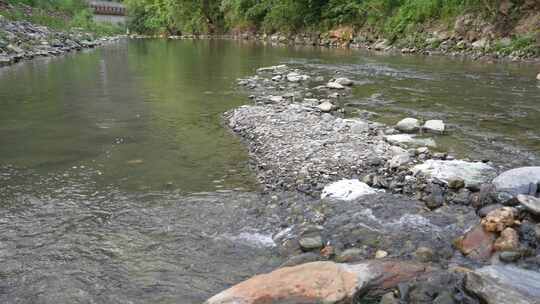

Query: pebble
left=499, top=251, right=521, bottom=263
left=375, top=250, right=388, bottom=259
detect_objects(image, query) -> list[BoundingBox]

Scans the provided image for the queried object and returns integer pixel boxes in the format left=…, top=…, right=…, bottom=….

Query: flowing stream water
left=0, top=39, right=539, bottom=303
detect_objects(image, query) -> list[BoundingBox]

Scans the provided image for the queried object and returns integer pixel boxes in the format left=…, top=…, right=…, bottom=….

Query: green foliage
left=492, top=35, right=540, bottom=57
left=124, top=0, right=508, bottom=36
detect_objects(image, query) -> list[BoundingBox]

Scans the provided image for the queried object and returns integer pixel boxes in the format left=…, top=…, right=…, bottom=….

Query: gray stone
left=326, top=81, right=345, bottom=89
left=388, top=153, right=410, bottom=169
left=318, top=101, right=335, bottom=112
left=334, top=77, right=353, bottom=86
left=492, top=167, right=540, bottom=196
left=423, top=120, right=445, bottom=134
left=517, top=194, right=540, bottom=215
left=478, top=204, right=504, bottom=217
left=379, top=292, right=399, bottom=304
left=336, top=248, right=366, bottom=263
left=384, top=134, right=437, bottom=148
left=412, top=160, right=497, bottom=189
left=499, top=251, right=521, bottom=263
left=464, top=265, right=540, bottom=303
left=298, top=235, right=324, bottom=250
left=414, top=246, right=435, bottom=262
left=396, top=118, right=421, bottom=132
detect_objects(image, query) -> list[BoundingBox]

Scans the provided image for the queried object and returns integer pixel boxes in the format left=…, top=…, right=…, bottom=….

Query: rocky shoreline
left=205, top=64, right=540, bottom=303
left=0, top=15, right=124, bottom=67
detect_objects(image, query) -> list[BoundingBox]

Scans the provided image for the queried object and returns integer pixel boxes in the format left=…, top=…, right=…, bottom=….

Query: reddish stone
left=205, top=260, right=432, bottom=304
left=454, top=224, right=496, bottom=261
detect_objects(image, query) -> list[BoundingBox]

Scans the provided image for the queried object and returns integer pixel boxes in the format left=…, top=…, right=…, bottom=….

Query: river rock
left=396, top=118, right=421, bottom=132
left=286, top=72, right=309, bottom=82
left=388, top=153, right=411, bottom=169
left=412, top=160, right=496, bottom=189
left=384, top=134, right=437, bottom=147
left=464, top=265, right=540, bottom=304
left=318, top=101, right=335, bottom=112
left=517, top=194, right=540, bottom=214
left=454, top=224, right=496, bottom=261
left=299, top=235, right=324, bottom=251
left=481, top=207, right=517, bottom=232
left=257, top=65, right=287, bottom=73
left=205, top=260, right=432, bottom=304
left=321, top=179, right=377, bottom=201
left=493, top=227, right=519, bottom=251
left=326, top=81, right=345, bottom=89
left=492, top=167, right=540, bottom=196
left=334, top=77, right=354, bottom=86
left=536, top=73, right=540, bottom=81
left=423, top=120, right=445, bottom=134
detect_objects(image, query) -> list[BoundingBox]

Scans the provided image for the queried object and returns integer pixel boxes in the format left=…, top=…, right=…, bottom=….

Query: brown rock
left=494, top=228, right=519, bottom=252
left=454, top=224, right=496, bottom=261
left=205, top=261, right=431, bottom=304
left=481, top=207, right=516, bottom=232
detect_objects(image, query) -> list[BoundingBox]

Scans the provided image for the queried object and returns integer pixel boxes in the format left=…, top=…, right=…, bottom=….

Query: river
left=0, top=39, right=539, bottom=303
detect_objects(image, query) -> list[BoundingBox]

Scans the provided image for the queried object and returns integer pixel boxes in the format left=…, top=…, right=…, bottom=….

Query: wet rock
left=375, top=250, right=388, bottom=259
left=492, top=167, right=540, bottom=196
left=336, top=248, right=366, bottom=263
left=423, top=120, right=445, bottom=134
left=425, top=183, right=445, bottom=210
left=415, top=247, right=435, bottom=263
left=494, top=228, right=519, bottom=252
left=286, top=72, right=309, bottom=82
left=334, top=77, right=353, bottom=86
left=321, top=179, right=378, bottom=201
left=470, top=183, right=497, bottom=209
left=478, top=204, right=504, bottom=217
left=280, top=252, right=322, bottom=267
left=257, top=64, right=288, bottom=73
left=412, top=160, right=496, bottom=189
left=299, top=235, right=324, bottom=251
left=396, top=117, right=421, bottom=133
left=448, top=178, right=465, bottom=190
left=326, top=81, right=345, bottom=89
left=205, top=260, right=432, bottom=304
left=388, top=153, right=411, bottom=169
left=318, top=100, right=335, bottom=112
left=384, top=134, right=437, bottom=148
left=464, top=265, right=540, bottom=304
left=481, top=207, right=517, bottom=233
left=517, top=194, right=540, bottom=215
left=454, top=224, right=496, bottom=262
left=499, top=251, right=521, bottom=263
left=379, top=292, right=399, bottom=304
left=537, top=73, right=540, bottom=81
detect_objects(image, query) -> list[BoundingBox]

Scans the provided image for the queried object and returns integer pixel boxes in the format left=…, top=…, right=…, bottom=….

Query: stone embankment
left=207, top=64, right=540, bottom=303
left=0, top=15, right=122, bottom=67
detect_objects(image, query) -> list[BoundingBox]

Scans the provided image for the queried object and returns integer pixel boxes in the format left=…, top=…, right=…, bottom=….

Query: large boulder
left=396, top=118, right=421, bottom=133
left=321, top=179, right=378, bottom=201
left=492, top=167, right=540, bottom=196
left=423, top=120, right=445, bottom=134
left=205, top=260, right=432, bottom=304
left=464, top=265, right=540, bottom=304
left=412, top=160, right=497, bottom=189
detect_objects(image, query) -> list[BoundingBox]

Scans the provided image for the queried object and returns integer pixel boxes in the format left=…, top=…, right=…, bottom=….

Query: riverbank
left=204, top=64, right=540, bottom=303
left=0, top=15, right=125, bottom=67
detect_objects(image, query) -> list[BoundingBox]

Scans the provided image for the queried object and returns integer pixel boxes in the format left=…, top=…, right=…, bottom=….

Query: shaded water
left=0, top=39, right=539, bottom=303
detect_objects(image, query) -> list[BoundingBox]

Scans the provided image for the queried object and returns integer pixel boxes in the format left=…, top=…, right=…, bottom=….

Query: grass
left=491, top=35, right=540, bottom=57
